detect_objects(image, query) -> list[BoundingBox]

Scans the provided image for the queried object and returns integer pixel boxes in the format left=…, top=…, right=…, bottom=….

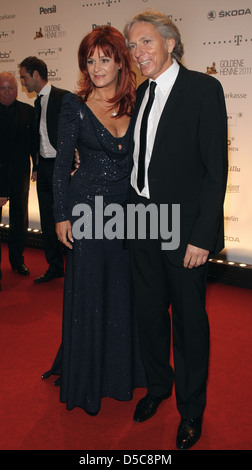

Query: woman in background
left=42, top=26, right=145, bottom=415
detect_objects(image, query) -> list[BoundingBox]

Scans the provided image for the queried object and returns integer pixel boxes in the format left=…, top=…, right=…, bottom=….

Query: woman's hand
left=56, top=220, right=74, bottom=249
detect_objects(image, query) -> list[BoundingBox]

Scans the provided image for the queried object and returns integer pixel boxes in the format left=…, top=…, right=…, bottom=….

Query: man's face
left=0, top=75, right=17, bottom=106
left=128, top=21, right=175, bottom=80
left=19, top=66, right=39, bottom=93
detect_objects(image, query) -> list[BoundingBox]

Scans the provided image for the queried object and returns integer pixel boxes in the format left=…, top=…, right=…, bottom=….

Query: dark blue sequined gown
left=44, top=93, right=145, bottom=414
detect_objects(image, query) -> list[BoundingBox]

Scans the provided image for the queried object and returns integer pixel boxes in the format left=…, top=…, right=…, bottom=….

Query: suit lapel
left=151, top=64, right=187, bottom=159
left=46, top=85, right=54, bottom=127
left=46, top=86, right=58, bottom=148
left=133, top=80, right=149, bottom=124
left=129, top=79, right=149, bottom=165
left=130, top=66, right=188, bottom=166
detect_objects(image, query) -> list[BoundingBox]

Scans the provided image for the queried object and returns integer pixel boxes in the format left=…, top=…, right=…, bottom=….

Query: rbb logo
left=0, top=51, right=10, bottom=58
left=48, top=69, right=57, bottom=77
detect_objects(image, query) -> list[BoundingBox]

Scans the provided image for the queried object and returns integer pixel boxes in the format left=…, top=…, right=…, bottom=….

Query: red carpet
left=0, top=243, right=251, bottom=455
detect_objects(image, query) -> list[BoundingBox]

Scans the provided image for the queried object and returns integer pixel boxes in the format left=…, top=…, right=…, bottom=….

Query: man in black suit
left=124, top=11, right=228, bottom=449
left=19, top=57, right=69, bottom=283
left=0, top=72, right=37, bottom=283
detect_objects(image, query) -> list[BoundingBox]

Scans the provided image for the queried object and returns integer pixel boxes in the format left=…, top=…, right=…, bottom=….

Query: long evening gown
left=42, top=93, right=145, bottom=415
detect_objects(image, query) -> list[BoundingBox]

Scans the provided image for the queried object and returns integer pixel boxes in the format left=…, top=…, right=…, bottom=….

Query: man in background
left=0, top=72, right=37, bottom=284
left=19, top=57, right=69, bottom=283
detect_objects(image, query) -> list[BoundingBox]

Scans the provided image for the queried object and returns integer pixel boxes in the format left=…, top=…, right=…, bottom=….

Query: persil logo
left=219, top=8, right=251, bottom=17
left=40, top=5, right=56, bottom=14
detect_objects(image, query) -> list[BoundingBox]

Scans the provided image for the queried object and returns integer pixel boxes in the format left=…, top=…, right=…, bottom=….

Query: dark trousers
left=8, top=190, right=28, bottom=268
left=0, top=192, right=28, bottom=269
left=37, top=156, right=64, bottom=273
left=128, top=191, right=209, bottom=419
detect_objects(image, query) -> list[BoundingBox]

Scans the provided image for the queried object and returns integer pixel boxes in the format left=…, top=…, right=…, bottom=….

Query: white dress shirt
left=38, top=82, right=56, bottom=158
left=131, top=59, right=180, bottom=199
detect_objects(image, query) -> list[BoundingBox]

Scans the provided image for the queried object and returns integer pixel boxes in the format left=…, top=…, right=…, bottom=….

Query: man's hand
left=0, top=197, right=8, bottom=207
left=183, top=244, right=209, bottom=269
left=56, top=220, right=74, bottom=249
left=70, top=149, right=80, bottom=177
left=31, top=171, right=37, bottom=182
left=74, top=148, right=80, bottom=169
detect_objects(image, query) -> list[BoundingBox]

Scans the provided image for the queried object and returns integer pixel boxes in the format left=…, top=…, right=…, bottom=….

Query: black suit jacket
left=35, top=85, right=69, bottom=152
left=130, top=64, right=228, bottom=266
left=0, top=100, right=36, bottom=197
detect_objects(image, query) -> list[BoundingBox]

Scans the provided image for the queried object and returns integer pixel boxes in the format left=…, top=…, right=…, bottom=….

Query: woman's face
left=86, top=47, right=120, bottom=90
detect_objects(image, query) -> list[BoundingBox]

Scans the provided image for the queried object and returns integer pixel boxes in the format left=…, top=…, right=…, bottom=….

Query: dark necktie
left=137, top=81, right=157, bottom=192
left=36, top=94, right=43, bottom=121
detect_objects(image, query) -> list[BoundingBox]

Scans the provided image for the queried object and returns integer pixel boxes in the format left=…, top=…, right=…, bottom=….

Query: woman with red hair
left=77, top=25, right=136, bottom=117
left=42, top=26, right=145, bottom=415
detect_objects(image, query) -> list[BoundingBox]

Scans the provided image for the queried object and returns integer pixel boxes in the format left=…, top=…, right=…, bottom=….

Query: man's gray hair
left=124, top=10, right=184, bottom=62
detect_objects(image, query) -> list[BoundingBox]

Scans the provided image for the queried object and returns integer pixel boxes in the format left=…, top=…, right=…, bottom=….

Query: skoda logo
left=207, top=11, right=216, bottom=20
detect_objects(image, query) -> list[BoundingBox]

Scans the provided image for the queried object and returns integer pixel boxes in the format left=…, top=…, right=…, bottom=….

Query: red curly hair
left=77, top=26, right=136, bottom=117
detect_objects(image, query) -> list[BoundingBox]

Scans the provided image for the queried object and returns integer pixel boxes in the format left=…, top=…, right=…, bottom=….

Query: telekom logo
left=234, top=35, right=242, bottom=46
left=83, top=0, right=121, bottom=6
left=106, top=0, right=121, bottom=5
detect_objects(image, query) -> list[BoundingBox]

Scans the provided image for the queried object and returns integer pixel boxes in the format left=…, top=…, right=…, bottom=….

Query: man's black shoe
left=13, top=264, right=30, bottom=275
left=133, top=393, right=171, bottom=423
left=176, top=416, right=202, bottom=450
left=34, top=270, right=64, bottom=284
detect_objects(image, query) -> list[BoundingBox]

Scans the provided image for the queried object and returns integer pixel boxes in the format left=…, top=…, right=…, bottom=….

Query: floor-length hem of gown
left=42, top=342, right=146, bottom=415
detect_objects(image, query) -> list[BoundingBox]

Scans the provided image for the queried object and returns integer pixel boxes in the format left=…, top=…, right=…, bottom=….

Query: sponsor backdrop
left=0, top=0, right=251, bottom=263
